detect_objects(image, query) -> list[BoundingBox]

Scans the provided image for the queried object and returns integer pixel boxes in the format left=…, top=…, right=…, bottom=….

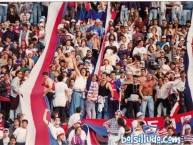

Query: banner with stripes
left=19, top=2, right=65, bottom=145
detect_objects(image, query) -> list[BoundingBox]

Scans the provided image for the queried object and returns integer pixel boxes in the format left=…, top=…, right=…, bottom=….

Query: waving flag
left=19, top=2, right=66, bottom=145
left=82, top=111, right=193, bottom=144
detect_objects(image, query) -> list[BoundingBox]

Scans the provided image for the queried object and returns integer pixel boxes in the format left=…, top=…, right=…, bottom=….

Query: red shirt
left=61, top=124, right=68, bottom=133
left=110, top=81, right=119, bottom=100
left=0, top=121, right=5, bottom=131
left=68, top=2, right=75, bottom=7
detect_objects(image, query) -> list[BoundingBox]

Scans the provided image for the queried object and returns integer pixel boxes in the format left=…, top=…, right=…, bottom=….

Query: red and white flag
left=19, top=2, right=65, bottom=145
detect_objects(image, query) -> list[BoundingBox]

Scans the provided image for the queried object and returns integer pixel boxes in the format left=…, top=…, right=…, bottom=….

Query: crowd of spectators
left=42, top=2, right=193, bottom=145
left=0, top=2, right=49, bottom=144
left=0, top=1, right=192, bottom=145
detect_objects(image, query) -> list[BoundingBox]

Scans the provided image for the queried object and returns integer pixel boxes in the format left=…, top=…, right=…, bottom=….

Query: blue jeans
left=120, top=7, right=129, bottom=24
left=97, top=97, right=109, bottom=119
left=182, top=10, right=192, bottom=25
left=31, top=3, right=42, bottom=24
left=141, top=96, right=154, bottom=117
left=172, top=6, right=179, bottom=23
left=0, top=6, right=7, bottom=22
left=70, top=91, right=85, bottom=119
left=149, top=8, right=158, bottom=24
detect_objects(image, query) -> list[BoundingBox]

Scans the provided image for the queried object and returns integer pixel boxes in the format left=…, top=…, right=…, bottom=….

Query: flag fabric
left=16, top=2, right=193, bottom=145
left=19, top=2, right=66, bottom=145
left=184, top=10, right=193, bottom=111
left=86, top=10, right=106, bottom=22
left=143, top=125, right=158, bottom=135
left=94, top=2, right=118, bottom=77
left=82, top=111, right=193, bottom=144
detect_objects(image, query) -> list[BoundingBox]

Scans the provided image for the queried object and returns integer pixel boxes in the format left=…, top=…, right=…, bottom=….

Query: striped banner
left=19, top=2, right=65, bottom=145
left=94, top=2, right=118, bottom=77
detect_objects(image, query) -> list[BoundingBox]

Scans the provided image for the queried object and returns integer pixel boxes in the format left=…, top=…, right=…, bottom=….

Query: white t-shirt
left=68, top=113, right=80, bottom=128
left=73, top=76, right=87, bottom=92
left=3, top=137, right=9, bottom=145
left=132, top=47, right=147, bottom=58
left=105, top=41, right=119, bottom=48
left=154, top=83, right=173, bottom=99
left=100, top=65, right=114, bottom=74
left=53, top=82, right=68, bottom=107
left=47, top=122, right=64, bottom=140
left=13, top=127, right=27, bottom=143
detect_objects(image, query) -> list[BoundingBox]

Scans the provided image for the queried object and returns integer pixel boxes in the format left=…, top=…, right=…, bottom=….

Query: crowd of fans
left=0, top=1, right=192, bottom=145
left=0, top=2, right=49, bottom=145
left=42, top=2, right=193, bottom=145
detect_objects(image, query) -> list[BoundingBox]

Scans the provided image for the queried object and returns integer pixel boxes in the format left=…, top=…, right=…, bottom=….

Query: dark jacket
left=124, top=83, right=140, bottom=99
left=0, top=81, right=7, bottom=96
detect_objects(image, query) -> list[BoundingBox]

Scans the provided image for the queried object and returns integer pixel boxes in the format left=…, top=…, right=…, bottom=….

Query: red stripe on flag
left=90, top=129, right=100, bottom=145
left=96, top=12, right=118, bottom=77
left=30, top=3, right=65, bottom=145
left=170, top=102, right=180, bottom=117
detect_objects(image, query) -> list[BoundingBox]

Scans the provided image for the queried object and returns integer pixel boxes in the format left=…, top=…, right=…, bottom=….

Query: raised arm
left=72, top=58, right=81, bottom=76
left=43, top=109, right=49, bottom=125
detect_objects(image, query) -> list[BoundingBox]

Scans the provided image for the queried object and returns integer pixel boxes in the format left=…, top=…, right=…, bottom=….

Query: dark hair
left=124, top=126, right=131, bottom=137
left=117, top=118, right=125, bottom=127
left=22, top=23, right=28, bottom=27
left=167, top=127, right=174, bottom=131
left=15, top=70, right=21, bottom=76
left=102, top=72, right=107, bottom=76
left=42, top=71, right=49, bottom=76
left=80, top=68, right=87, bottom=76
left=76, top=107, right=82, bottom=113
left=57, top=75, right=64, bottom=82
left=180, top=71, right=186, bottom=75
left=22, top=119, right=28, bottom=124
left=75, top=126, right=82, bottom=135
left=137, top=40, right=142, bottom=45
left=164, top=115, right=170, bottom=120
left=10, top=136, right=16, bottom=141
left=158, top=77, right=164, bottom=81
left=92, top=74, right=98, bottom=81
left=51, top=111, right=58, bottom=120
left=108, top=34, right=116, bottom=41
left=14, top=118, right=20, bottom=122
left=110, top=71, right=116, bottom=74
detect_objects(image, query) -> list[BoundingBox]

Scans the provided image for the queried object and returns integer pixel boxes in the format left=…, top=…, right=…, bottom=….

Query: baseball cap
left=115, top=110, right=123, bottom=116
left=136, top=112, right=144, bottom=118
left=3, top=128, right=9, bottom=132
left=184, top=124, right=191, bottom=130
left=71, top=19, right=76, bottom=23
left=56, top=129, right=64, bottom=137
left=73, top=120, right=81, bottom=125
left=96, top=19, right=100, bottom=22
left=84, top=60, right=90, bottom=64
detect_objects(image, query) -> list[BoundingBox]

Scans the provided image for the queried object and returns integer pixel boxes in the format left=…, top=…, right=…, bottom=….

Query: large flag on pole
left=19, top=2, right=65, bottom=145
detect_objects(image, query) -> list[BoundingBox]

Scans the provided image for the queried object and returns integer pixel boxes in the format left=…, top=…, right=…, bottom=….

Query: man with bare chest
left=139, top=73, right=157, bottom=117
left=63, top=51, right=74, bottom=70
